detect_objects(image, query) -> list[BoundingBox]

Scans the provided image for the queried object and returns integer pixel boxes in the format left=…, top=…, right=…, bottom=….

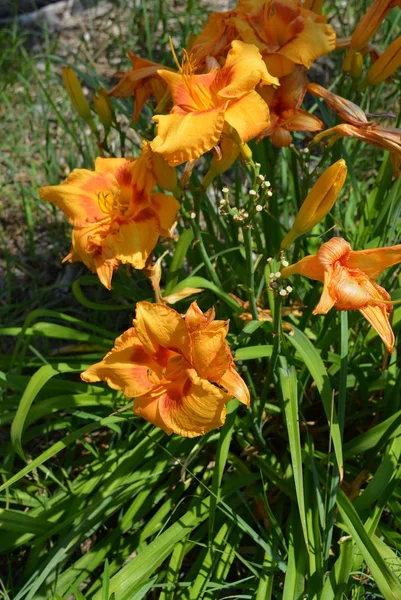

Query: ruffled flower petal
left=280, top=18, right=336, bottom=69
left=189, top=327, right=231, bottom=382
left=185, top=302, right=215, bottom=332
left=313, top=269, right=337, bottom=314
left=224, top=90, right=270, bottom=143
left=359, top=305, right=394, bottom=353
left=149, top=193, right=180, bottom=236
left=281, top=255, right=325, bottom=281
left=344, top=245, right=401, bottom=279
left=104, top=207, right=160, bottom=268
left=151, top=107, right=226, bottom=166
left=133, top=386, right=174, bottom=434
left=158, top=371, right=229, bottom=437
left=81, top=328, right=161, bottom=397
left=39, top=169, right=111, bottom=226
left=134, top=302, right=191, bottom=359
left=219, top=364, right=250, bottom=406
left=218, top=40, right=279, bottom=98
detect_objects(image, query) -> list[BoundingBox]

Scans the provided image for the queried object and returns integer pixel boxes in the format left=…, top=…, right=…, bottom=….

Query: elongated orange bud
left=361, top=35, right=401, bottom=87
left=281, top=159, right=347, bottom=250
left=62, top=67, right=97, bottom=134
left=93, top=87, right=113, bottom=132
left=342, top=0, right=400, bottom=72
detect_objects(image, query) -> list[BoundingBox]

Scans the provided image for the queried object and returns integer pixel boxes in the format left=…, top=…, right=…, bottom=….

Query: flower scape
left=4, top=0, right=401, bottom=597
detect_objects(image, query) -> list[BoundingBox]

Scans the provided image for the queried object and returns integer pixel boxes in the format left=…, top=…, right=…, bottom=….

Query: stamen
left=97, top=187, right=124, bottom=217
left=169, top=37, right=182, bottom=72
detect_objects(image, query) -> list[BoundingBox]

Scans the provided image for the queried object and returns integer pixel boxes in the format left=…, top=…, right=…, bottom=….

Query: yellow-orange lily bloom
left=235, top=0, right=335, bottom=77
left=108, top=52, right=170, bottom=123
left=361, top=35, right=401, bottom=87
left=190, top=0, right=335, bottom=78
left=342, top=0, right=401, bottom=72
left=258, top=66, right=323, bottom=146
left=39, top=150, right=179, bottom=289
left=281, top=159, right=347, bottom=249
left=282, top=237, right=401, bottom=352
left=150, top=41, right=278, bottom=166
left=82, top=301, right=250, bottom=437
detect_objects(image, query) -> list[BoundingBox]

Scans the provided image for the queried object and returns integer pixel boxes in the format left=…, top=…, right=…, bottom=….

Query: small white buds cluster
left=219, top=187, right=230, bottom=215
left=267, top=253, right=293, bottom=298
left=233, top=208, right=249, bottom=222
left=259, top=178, right=272, bottom=197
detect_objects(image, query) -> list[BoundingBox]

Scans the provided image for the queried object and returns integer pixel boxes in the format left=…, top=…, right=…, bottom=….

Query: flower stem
left=259, top=294, right=282, bottom=426
left=323, top=310, right=348, bottom=562
left=243, top=225, right=259, bottom=321
left=190, top=219, right=223, bottom=289
left=338, top=310, right=348, bottom=438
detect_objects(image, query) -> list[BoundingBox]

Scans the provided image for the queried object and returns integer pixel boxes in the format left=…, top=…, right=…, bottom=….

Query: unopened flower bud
left=361, top=36, right=401, bottom=88
left=93, top=87, right=113, bottom=132
left=342, top=0, right=395, bottom=72
left=62, top=66, right=97, bottom=134
left=281, top=159, right=347, bottom=250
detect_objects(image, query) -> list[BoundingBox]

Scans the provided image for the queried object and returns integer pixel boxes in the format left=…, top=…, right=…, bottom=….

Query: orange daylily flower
left=258, top=66, right=323, bottom=146
left=189, top=8, right=238, bottom=67
left=342, top=0, right=401, bottom=72
left=282, top=237, right=401, bottom=352
left=82, top=301, right=250, bottom=437
left=190, top=0, right=335, bottom=78
left=108, top=51, right=170, bottom=123
left=150, top=41, right=279, bottom=166
left=39, top=147, right=179, bottom=289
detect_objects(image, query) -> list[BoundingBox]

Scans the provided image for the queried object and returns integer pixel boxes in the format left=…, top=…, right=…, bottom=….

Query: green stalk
left=338, top=310, right=348, bottom=438
left=323, top=310, right=348, bottom=562
left=259, top=295, right=282, bottom=426
left=243, top=225, right=259, bottom=321
left=190, top=219, right=223, bottom=289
